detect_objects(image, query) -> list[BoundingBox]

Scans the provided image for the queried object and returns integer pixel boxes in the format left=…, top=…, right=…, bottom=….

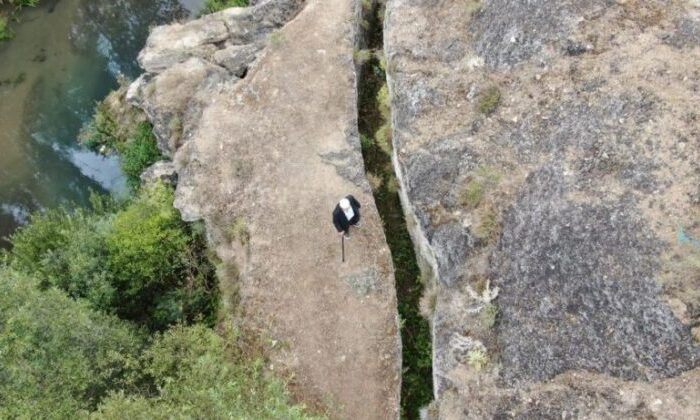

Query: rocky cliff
left=127, top=1, right=401, bottom=418
left=385, top=0, right=700, bottom=417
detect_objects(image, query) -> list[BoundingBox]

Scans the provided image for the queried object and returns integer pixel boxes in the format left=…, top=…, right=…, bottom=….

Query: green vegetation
left=94, top=324, right=314, bottom=419
left=459, top=165, right=502, bottom=208
left=0, top=0, right=42, bottom=42
left=481, top=303, right=499, bottom=328
left=356, top=0, right=433, bottom=416
left=0, top=269, right=313, bottom=418
left=0, top=268, right=144, bottom=417
left=201, top=0, right=248, bottom=14
left=461, top=179, right=486, bottom=208
left=226, top=217, right=250, bottom=245
left=478, top=86, right=501, bottom=115
left=0, top=15, right=11, bottom=40
left=467, top=349, right=489, bottom=370
left=474, top=204, right=501, bottom=240
left=9, top=183, right=218, bottom=331
left=2, top=0, right=40, bottom=7
left=80, top=82, right=161, bottom=191
left=119, top=122, right=162, bottom=190
left=353, top=48, right=373, bottom=65
left=0, top=56, right=317, bottom=416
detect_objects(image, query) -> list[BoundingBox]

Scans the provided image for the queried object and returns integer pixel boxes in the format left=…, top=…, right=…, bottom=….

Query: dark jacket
left=332, top=195, right=361, bottom=232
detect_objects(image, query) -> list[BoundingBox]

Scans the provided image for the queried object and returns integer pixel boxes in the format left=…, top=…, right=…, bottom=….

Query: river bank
left=0, top=0, right=203, bottom=247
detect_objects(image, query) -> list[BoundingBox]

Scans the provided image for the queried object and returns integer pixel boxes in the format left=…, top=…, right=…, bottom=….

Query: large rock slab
left=130, top=0, right=401, bottom=418
left=385, top=0, right=700, bottom=416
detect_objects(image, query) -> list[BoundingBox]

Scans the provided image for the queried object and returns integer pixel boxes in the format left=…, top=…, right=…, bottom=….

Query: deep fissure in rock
left=355, top=1, right=433, bottom=417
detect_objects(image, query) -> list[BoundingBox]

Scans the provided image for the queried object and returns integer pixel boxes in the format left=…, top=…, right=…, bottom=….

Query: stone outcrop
left=128, top=1, right=401, bottom=418
left=385, top=0, right=700, bottom=417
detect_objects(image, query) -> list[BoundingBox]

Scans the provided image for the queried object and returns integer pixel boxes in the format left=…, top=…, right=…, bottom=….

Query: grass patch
left=478, top=86, right=501, bottom=115
left=375, top=123, right=392, bottom=155
left=459, top=165, right=502, bottom=208
left=474, top=204, right=501, bottom=240
left=467, top=349, right=489, bottom=370
left=0, top=15, right=12, bottom=41
left=119, top=123, right=162, bottom=191
left=353, top=48, right=373, bottom=65
left=80, top=81, right=160, bottom=191
left=461, top=179, right=485, bottom=208
left=377, top=84, right=391, bottom=120
left=481, top=303, right=499, bottom=329
left=201, top=0, right=248, bottom=14
left=226, top=217, right=250, bottom=245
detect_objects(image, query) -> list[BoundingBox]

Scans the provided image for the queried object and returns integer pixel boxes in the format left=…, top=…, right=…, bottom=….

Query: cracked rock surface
left=128, top=0, right=401, bottom=418
left=385, top=0, right=700, bottom=417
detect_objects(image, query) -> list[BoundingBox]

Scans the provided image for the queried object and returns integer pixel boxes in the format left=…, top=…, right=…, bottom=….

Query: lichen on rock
left=385, top=0, right=700, bottom=416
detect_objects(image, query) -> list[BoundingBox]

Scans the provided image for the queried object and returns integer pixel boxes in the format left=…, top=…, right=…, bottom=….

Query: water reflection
left=0, top=0, right=203, bottom=247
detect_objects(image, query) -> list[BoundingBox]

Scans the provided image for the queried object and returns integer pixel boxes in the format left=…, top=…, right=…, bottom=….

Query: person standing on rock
left=333, top=195, right=361, bottom=238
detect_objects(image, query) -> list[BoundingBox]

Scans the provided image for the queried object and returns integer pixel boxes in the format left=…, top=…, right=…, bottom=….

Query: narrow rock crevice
left=354, top=0, right=434, bottom=417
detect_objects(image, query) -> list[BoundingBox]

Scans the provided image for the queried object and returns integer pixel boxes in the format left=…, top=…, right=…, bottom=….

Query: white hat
left=339, top=198, right=351, bottom=210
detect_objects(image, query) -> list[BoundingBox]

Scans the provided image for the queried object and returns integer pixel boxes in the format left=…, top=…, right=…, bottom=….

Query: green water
left=0, top=0, right=204, bottom=247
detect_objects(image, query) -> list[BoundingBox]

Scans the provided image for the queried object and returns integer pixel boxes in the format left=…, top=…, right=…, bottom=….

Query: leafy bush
left=0, top=268, right=145, bottom=418
left=94, top=324, right=316, bottom=420
left=80, top=81, right=157, bottom=191
left=9, top=183, right=218, bottom=331
left=201, top=0, right=248, bottom=15
left=119, top=122, right=162, bottom=190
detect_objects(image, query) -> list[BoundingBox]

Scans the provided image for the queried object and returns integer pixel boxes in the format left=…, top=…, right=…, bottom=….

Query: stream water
left=0, top=0, right=204, bottom=247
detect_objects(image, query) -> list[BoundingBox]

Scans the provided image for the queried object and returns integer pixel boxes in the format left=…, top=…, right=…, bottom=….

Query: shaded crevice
left=355, top=1, right=433, bottom=417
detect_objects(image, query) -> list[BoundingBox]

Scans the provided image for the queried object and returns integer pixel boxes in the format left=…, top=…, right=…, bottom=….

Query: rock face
left=128, top=1, right=401, bottom=418
left=385, top=0, right=700, bottom=417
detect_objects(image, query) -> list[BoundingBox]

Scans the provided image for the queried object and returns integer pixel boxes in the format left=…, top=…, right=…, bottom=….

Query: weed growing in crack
left=467, top=349, right=489, bottom=370
left=478, top=86, right=501, bottom=115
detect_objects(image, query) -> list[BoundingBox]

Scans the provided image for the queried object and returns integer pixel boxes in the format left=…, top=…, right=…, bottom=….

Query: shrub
left=0, top=268, right=144, bottom=418
left=119, top=122, right=162, bottom=191
left=354, top=48, right=373, bottom=65
left=94, top=324, right=316, bottom=419
left=80, top=81, right=155, bottom=191
left=105, top=183, right=217, bottom=329
left=201, top=0, right=248, bottom=14
left=9, top=184, right=218, bottom=331
left=478, top=86, right=501, bottom=115
left=467, top=349, right=489, bottom=370
left=0, top=15, right=11, bottom=41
